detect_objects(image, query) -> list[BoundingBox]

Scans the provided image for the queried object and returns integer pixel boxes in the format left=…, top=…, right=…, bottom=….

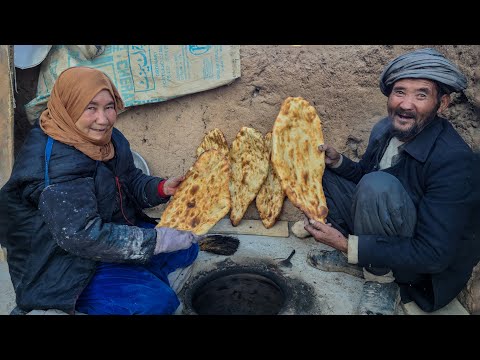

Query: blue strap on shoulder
left=44, top=136, right=54, bottom=188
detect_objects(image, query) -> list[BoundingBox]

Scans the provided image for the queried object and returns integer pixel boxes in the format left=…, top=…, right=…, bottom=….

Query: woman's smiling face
left=75, top=90, right=117, bottom=141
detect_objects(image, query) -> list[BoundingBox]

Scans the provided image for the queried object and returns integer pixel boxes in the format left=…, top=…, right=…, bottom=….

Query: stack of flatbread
left=255, top=132, right=285, bottom=228
left=271, top=97, right=328, bottom=223
left=159, top=100, right=328, bottom=234
left=157, top=148, right=231, bottom=235
left=229, top=127, right=269, bottom=226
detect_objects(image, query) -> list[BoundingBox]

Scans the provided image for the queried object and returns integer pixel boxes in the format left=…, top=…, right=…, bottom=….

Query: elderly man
left=305, top=48, right=480, bottom=315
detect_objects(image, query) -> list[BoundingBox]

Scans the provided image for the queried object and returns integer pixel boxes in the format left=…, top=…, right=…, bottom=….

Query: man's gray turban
left=379, top=48, right=467, bottom=96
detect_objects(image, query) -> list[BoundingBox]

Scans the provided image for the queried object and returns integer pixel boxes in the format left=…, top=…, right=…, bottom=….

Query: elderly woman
left=0, top=67, right=199, bottom=315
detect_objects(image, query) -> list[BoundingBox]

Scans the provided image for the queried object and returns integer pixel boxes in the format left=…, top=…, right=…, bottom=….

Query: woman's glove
left=154, top=227, right=199, bottom=254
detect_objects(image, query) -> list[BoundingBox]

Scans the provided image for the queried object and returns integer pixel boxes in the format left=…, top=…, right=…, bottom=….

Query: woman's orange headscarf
left=40, top=66, right=124, bottom=161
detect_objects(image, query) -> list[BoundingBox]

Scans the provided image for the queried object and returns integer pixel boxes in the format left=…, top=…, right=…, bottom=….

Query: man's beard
left=389, top=110, right=438, bottom=142
left=390, top=121, right=421, bottom=142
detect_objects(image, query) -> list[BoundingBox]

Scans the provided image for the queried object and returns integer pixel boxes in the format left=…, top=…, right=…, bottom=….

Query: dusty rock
left=0, top=261, right=15, bottom=315
left=291, top=220, right=311, bottom=238
left=458, top=262, right=480, bottom=314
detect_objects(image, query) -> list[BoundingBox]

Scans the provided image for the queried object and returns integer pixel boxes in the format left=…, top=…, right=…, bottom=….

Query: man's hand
left=304, top=217, right=348, bottom=253
left=163, top=175, right=185, bottom=196
left=318, top=144, right=341, bottom=167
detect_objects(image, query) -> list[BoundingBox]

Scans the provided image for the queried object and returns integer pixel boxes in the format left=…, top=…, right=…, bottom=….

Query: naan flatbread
left=196, top=128, right=229, bottom=158
left=229, top=127, right=269, bottom=226
left=158, top=150, right=231, bottom=235
left=255, top=132, right=285, bottom=228
left=271, top=97, right=328, bottom=223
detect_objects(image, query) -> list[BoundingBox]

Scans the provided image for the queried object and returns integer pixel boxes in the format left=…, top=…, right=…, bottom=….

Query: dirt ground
left=13, top=45, right=480, bottom=222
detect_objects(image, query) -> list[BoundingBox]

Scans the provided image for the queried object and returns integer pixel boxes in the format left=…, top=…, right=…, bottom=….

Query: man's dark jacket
left=332, top=116, right=480, bottom=312
left=0, top=123, right=168, bottom=314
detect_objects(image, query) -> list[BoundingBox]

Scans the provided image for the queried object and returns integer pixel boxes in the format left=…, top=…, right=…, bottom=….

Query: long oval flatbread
left=196, top=128, right=229, bottom=158
left=255, top=132, right=285, bottom=229
left=271, top=97, right=328, bottom=223
left=158, top=150, right=231, bottom=235
left=229, top=127, right=269, bottom=226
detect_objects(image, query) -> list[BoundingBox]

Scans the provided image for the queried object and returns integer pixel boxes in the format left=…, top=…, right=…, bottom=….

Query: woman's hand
left=154, top=227, right=199, bottom=254
left=163, top=175, right=185, bottom=196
